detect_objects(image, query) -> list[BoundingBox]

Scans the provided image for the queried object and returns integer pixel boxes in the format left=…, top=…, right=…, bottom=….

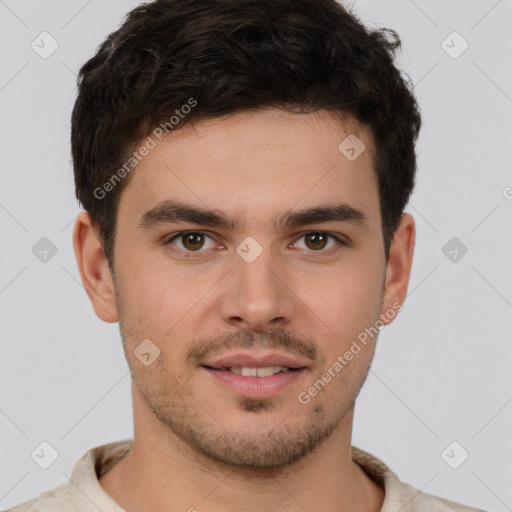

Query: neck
left=99, top=386, right=385, bottom=512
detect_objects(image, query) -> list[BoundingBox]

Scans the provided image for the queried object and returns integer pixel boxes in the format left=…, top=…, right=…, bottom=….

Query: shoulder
left=4, top=439, right=132, bottom=512
left=4, top=481, right=71, bottom=512
left=397, top=480, right=488, bottom=512
left=351, top=445, right=488, bottom=512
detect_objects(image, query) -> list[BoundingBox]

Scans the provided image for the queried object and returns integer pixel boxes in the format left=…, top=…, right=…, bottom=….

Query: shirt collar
left=65, top=439, right=418, bottom=511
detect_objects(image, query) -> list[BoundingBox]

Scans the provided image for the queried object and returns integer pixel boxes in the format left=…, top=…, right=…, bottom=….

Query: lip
left=202, top=366, right=308, bottom=398
left=201, top=351, right=310, bottom=370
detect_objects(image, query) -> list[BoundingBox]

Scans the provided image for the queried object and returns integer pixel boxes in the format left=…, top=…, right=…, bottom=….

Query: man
left=8, top=0, right=486, bottom=510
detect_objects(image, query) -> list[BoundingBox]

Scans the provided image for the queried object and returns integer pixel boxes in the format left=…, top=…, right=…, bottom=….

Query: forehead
left=117, top=108, right=380, bottom=230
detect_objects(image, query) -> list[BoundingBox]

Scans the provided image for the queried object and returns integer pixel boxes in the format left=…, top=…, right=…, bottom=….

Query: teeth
left=229, top=366, right=290, bottom=377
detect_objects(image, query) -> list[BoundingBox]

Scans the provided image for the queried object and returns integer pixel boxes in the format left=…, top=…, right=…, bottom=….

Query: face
left=76, top=108, right=413, bottom=474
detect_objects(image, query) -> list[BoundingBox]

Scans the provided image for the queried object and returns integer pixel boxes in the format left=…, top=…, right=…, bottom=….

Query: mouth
left=200, top=364, right=308, bottom=398
left=202, top=365, right=301, bottom=376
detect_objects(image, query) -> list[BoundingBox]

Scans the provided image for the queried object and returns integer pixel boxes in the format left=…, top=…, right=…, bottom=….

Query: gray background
left=1, top=0, right=511, bottom=510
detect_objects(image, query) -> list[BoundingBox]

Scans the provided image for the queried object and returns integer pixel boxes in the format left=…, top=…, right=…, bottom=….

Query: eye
left=293, top=231, right=345, bottom=254
left=164, top=231, right=218, bottom=257
left=163, top=230, right=345, bottom=259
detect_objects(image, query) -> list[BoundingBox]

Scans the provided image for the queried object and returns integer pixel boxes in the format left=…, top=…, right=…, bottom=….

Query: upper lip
left=201, top=351, right=309, bottom=370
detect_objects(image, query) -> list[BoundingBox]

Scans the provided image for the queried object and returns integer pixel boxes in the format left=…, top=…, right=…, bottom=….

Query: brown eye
left=166, top=231, right=217, bottom=255
left=294, top=232, right=344, bottom=254
left=181, top=232, right=205, bottom=251
left=305, top=232, right=329, bottom=250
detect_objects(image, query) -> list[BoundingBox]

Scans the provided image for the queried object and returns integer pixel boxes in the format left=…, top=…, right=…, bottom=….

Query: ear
left=72, top=211, right=118, bottom=323
left=380, top=213, right=415, bottom=325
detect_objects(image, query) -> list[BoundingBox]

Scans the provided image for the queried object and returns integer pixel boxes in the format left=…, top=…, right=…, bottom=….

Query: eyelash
left=163, top=230, right=346, bottom=259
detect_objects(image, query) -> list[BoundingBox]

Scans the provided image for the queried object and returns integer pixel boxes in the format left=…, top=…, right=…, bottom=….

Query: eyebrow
left=137, top=199, right=368, bottom=232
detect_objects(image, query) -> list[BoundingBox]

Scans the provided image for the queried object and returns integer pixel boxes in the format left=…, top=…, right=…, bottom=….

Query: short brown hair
left=71, top=0, right=421, bottom=268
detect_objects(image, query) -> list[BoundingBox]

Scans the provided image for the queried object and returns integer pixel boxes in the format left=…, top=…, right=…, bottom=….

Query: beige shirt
left=7, top=439, right=486, bottom=512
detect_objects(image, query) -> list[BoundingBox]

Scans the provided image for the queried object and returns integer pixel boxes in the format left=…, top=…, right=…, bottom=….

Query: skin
left=73, top=108, right=415, bottom=512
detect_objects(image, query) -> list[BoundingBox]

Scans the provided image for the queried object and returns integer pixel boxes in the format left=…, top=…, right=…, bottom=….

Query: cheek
left=114, top=253, right=180, bottom=333
left=305, top=260, right=382, bottom=325
left=117, top=262, right=220, bottom=364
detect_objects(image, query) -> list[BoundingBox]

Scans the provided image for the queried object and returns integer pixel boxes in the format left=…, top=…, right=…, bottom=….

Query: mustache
left=186, top=328, right=321, bottom=367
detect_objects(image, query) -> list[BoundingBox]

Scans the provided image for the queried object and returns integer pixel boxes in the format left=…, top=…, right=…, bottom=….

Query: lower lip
left=202, top=367, right=307, bottom=398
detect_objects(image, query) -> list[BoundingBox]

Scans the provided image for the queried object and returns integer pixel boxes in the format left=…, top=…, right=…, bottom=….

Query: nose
left=218, top=244, right=296, bottom=332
